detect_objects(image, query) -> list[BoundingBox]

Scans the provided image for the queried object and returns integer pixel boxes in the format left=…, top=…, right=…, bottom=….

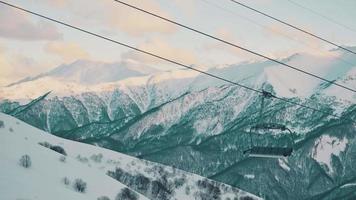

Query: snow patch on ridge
left=244, top=174, right=255, bottom=179
left=312, top=135, right=348, bottom=173
left=278, top=158, right=291, bottom=171
left=341, top=183, right=356, bottom=188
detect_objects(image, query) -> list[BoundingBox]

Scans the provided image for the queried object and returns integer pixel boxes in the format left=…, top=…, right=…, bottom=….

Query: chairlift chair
left=243, top=124, right=294, bottom=158
left=243, top=90, right=295, bottom=158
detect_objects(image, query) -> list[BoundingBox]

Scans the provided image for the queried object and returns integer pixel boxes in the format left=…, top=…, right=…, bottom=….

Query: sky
left=0, top=0, right=356, bottom=86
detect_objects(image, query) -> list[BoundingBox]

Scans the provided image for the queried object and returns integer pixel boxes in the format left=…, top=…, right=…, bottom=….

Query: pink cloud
left=0, top=6, right=62, bottom=41
left=44, top=41, right=90, bottom=62
left=122, top=38, right=197, bottom=65
left=108, top=0, right=177, bottom=36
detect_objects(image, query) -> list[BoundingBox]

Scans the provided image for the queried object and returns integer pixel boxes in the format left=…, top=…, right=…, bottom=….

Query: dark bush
left=240, top=197, right=256, bottom=200
left=63, top=177, right=70, bottom=185
left=77, top=155, right=89, bottom=163
left=196, top=179, right=222, bottom=200
left=107, top=167, right=176, bottom=200
left=107, top=167, right=124, bottom=180
left=59, top=155, right=66, bottom=162
left=185, top=186, right=191, bottom=195
left=73, top=178, right=87, bottom=193
left=50, top=145, right=67, bottom=156
left=135, top=174, right=150, bottom=192
left=38, top=141, right=67, bottom=156
left=0, top=120, right=4, bottom=128
left=174, top=177, right=186, bottom=188
left=19, top=154, right=31, bottom=168
left=97, top=196, right=111, bottom=200
left=115, top=187, right=138, bottom=200
left=151, top=180, right=173, bottom=200
left=90, top=153, right=103, bottom=163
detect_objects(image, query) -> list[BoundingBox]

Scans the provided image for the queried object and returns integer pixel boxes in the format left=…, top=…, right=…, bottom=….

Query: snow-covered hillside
left=0, top=112, right=261, bottom=200
left=0, top=112, right=149, bottom=200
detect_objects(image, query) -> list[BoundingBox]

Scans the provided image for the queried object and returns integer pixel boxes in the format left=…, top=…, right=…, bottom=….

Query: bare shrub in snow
left=19, top=155, right=31, bottom=168
left=38, top=141, right=67, bottom=156
left=77, top=155, right=89, bottom=163
left=185, top=186, right=191, bottom=195
left=135, top=174, right=150, bottom=192
left=38, top=141, right=52, bottom=148
left=240, top=197, right=256, bottom=200
left=107, top=167, right=175, bottom=199
left=97, top=196, right=111, bottom=200
left=151, top=180, right=174, bottom=200
left=107, top=167, right=125, bottom=180
left=195, top=179, right=222, bottom=200
left=115, top=187, right=138, bottom=200
left=90, top=153, right=103, bottom=163
left=9, top=127, right=13, bottom=132
left=174, top=177, right=186, bottom=189
left=0, top=120, right=4, bottom=128
left=63, top=177, right=70, bottom=185
left=73, top=178, right=87, bottom=193
left=50, top=145, right=67, bottom=156
left=59, top=156, right=66, bottom=162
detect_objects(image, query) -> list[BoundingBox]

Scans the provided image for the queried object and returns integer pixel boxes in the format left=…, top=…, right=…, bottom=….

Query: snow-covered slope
left=0, top=113, right=148, bottom=200
left=0, top=112, right=261, bottom=200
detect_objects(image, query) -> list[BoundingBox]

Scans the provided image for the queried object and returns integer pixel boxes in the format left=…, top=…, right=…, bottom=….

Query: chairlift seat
left=244, top=146, right=293, bottom=158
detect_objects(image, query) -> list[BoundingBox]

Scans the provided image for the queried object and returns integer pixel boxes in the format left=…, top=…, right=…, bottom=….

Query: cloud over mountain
left=0, top=6, right=62, bottom=41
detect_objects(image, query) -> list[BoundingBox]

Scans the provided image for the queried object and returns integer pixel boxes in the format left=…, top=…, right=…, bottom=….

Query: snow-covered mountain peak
left=1, top=49, right=355, bottom=104
left=7, top=59, right=159, bottom=87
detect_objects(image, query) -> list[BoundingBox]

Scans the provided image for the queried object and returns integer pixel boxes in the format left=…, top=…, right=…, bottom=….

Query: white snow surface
left=312, top=135, right=348, bottom=173
left=0, top=113, right=261, bottom=200
left=0, top=113, right=148, bottom=200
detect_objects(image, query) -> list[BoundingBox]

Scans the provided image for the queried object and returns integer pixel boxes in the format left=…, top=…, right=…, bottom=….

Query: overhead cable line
left=0, top=1, right=351, bottom=122
left=200, top=0, right=356, bottom=112
left=112, top=0, right=356, bottom=93
left=229, top=0, right=356, bottom=56
left=286, top=0, right=356, bottom=34
left=200, top=0, right=356, bottom=69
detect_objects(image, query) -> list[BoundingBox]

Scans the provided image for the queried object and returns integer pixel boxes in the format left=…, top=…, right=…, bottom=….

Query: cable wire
left=200, top=0, right=356, bottom=69
left=287, top=0, right=356, bottom=34
left=112, top=0, right=356, bottom=93
left=229, top=0, right=356, bottom=56
left=200, top=0, right=356, bottom=109
left=0, top=0, right=352, bottom=122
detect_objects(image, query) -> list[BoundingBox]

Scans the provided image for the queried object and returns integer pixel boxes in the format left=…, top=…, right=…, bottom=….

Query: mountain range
left=1, top=48, right=355, bottom=199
